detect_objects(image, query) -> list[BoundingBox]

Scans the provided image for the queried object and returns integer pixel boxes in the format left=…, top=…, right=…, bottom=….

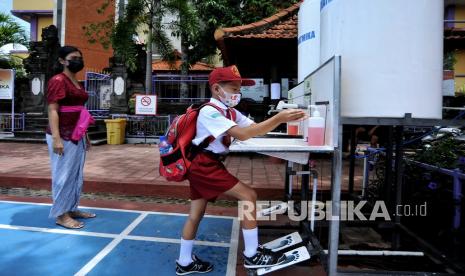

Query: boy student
left=176, top=65, right=307, bottom=275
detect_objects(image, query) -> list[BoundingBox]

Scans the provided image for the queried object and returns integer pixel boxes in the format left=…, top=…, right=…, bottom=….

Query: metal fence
left=111, top=114, right=170, bottom=138
left=155, top=97, right=210, bottom=103
left=360, top=149, right=464, bottom=231
left=0, top=113, right=25, bottom=132
left=406, top=159, right=464, bottom=231
left=152, top=74, right=210, bottom=103
left=85, top=71, right=112, bottom=112
left=85, top=72, right=211, bottom=111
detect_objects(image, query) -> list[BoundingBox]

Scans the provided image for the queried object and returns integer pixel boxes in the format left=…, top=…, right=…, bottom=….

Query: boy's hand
left=275, top=109, right=308, bottom=123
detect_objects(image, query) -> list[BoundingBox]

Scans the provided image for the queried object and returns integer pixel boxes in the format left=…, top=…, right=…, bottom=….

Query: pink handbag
left=59, top=106, right=95, bottom=142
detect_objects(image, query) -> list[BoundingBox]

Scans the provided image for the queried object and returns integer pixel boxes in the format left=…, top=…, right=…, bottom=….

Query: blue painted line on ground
left=0, top=202, right=140, bottom=234
left=0, top=201, right=237, bottom=276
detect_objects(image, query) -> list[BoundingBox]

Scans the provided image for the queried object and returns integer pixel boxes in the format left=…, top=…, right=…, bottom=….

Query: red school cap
left=209, top=65, right=255, bottom=86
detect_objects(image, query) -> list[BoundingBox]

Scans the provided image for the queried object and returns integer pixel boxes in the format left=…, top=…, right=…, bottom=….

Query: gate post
left=110, top=59, right=129, bottom=114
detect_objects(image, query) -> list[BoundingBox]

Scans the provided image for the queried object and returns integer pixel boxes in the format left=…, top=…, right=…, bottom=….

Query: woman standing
left=46, top=46, right=96, bottom=229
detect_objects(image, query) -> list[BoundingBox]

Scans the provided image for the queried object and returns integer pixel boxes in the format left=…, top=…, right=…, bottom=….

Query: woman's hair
left=53, top=45, right=83, bottom=74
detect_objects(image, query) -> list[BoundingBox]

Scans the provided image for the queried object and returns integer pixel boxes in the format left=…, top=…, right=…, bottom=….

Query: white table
left=230, top=137, right=334, bottom=164
left=230, top=137, right=335, bottom=233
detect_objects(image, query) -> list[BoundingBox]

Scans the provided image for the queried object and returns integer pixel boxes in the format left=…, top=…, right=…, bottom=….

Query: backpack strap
left=198, top=102, right=236, bottom=148
left=201, top=102, right=236, bottom=122
left=228, top=108, right=237, bottom=122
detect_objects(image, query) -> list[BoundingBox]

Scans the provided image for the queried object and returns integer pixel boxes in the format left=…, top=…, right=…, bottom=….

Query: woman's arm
left=48, top=103, right=64, bottom=155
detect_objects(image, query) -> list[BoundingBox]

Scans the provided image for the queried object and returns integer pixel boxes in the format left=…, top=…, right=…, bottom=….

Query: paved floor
left=0, top=142, right=361, bottom=275
left=0, top=200, right=238, bottom=276
left=0, top=143, right=363, bottom=199
left=0, top=198, right=327, bottom=276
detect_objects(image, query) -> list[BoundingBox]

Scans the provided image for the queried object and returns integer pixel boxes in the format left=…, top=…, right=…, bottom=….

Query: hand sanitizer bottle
left=307, top=110, right=325, bottom=146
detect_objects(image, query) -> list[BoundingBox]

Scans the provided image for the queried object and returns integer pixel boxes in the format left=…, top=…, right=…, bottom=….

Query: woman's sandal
left=56, top=216, right=84, bottom=229
left=69, top=210, right=97, bottom=219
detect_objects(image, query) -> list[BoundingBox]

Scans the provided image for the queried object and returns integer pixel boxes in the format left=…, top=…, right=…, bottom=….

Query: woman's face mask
left=218, top=85, right=241, bottom=107
left=66, top=59, right=84, bottom=73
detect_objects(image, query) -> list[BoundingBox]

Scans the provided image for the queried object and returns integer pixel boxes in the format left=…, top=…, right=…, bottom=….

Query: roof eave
left=11, top=10, right=53, bottom=22
left=214, top=1, right=301, bottom=39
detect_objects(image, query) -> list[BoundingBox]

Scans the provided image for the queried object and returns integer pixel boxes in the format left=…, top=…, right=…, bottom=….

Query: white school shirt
left=192, top=98, right=254, bottom=154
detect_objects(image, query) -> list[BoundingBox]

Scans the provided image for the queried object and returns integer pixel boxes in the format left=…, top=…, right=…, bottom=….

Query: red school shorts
left=187, top=151, right=239, bottom=201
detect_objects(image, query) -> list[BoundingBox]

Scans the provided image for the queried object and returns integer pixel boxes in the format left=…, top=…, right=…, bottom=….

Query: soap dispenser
left=307, top=109, right=325, bottom=146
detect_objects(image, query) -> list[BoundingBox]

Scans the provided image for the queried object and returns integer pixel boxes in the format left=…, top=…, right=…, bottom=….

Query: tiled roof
left=444, top=28, right=465, bottom=40
left=151, top=50, right=215, bottom=71
left=152, top=60, right=215, bottom=71
left=216, top=3, right=460, bottom=42
left=214, top=1, right=301, bottom=41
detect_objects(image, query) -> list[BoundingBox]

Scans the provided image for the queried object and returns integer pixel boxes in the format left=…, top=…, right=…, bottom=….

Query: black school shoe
left=175, top=254, right=214, bottom=275
left=243, top=245, right=286, bottom=269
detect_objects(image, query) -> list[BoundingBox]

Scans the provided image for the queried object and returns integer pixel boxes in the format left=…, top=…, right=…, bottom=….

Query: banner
left=99, top=85, right=112, bottom=109
left=0, top=69, right=14, bottom=100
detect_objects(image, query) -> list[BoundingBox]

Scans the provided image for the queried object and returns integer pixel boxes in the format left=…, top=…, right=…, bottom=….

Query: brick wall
left=64, top=0, right=114, bottom=80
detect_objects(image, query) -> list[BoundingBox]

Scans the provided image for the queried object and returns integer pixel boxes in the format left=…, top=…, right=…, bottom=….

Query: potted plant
left=443, top=51, right=457, bottom=96
left=444, top=51, right=457, bottom=77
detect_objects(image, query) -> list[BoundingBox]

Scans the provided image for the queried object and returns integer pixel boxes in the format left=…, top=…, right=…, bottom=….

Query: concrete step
left=24, top=112, right=45, bottom=117
left=0, top=136, right=46, bottom=144
left=88, top=131, right=107, bottom=141
left=23, top=117, right=48, bottom=131
left=0, top=174, right=285, bottom=200
left=0, top=136, right=107, bottom=145
left=24, top=116, right=48, bottom=121
left=4, top=129, right=107, bottom=145
left=13, top=130, right=46, bottom=139
left=88, top=130, right=106, bottom=136
left=90, top=138, right=107, bottom=145
left=25, top=125, right=48, bottom=130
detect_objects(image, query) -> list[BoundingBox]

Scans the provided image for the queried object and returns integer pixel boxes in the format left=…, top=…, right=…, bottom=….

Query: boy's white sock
left=178, top=238, right=194, bottom=266
left=242, top=227, right=258, bottom=258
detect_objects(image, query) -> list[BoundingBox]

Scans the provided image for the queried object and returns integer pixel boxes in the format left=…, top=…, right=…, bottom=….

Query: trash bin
left=104, top=118, right=127, bottom=145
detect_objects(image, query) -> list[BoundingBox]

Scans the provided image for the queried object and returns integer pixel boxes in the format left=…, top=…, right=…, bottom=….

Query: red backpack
left=159, top=102, right=236, bottom=182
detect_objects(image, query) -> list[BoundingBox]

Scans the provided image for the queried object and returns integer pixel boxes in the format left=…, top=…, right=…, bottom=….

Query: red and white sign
left=135, top=95, right=157, bottom=115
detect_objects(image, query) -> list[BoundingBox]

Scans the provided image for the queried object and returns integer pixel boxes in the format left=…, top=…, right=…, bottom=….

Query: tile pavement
left=0, top=143, right=362, bottom=199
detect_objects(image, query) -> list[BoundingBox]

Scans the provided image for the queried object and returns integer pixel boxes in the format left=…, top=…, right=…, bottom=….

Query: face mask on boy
left=218, top=86, right=241, bottom=107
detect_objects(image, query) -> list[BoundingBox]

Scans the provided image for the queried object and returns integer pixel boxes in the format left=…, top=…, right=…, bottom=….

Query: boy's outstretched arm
left=227, top=109, right=307, bottom=141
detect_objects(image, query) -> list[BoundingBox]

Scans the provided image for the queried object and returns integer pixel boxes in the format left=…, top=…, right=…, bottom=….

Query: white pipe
left=323, top=250, right=424, bottom=256
left=310, top=172, right=318, bottom=231
left=288, top=161, right=293, bottom=197
left=443, top=107, right=465, bottom=111
left=362, top=156, right=368, bottom=198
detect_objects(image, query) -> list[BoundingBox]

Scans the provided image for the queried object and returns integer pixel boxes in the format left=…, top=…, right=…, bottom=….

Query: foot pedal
left=257, top=202, right=288, bottom=218
left=257, top=246, right=311, bottom=275
left=262, top=232, right=302, bottom=252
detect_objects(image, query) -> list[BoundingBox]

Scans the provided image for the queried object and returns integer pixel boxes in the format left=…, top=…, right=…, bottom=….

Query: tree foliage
left=413, top=136, right=465, bottom=169
left=0, top=13, right=28, bottom=78
left=83, top=0, right=174, bottom=71
left=190, top=0, right=296, bottom=63
left=83, top=0, right=298, bottom=71
left=0, top=12, right=28, bottom=47
left=0, top=55, right=27, bottom=78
